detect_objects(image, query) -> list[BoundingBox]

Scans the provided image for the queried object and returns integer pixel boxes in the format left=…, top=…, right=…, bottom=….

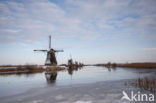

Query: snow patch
left=73, top=100, right=92, bottom=103
left=55, top=95, right=64, bottom=100
left=29, top=100, right=43, bottom=103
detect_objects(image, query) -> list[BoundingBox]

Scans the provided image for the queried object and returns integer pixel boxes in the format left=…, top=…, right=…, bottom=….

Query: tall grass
left=135, top=77, right=156, bottom=92
left=0, top=65, right=44, bottom=74
left=17, top=65, right=44, bottom=72
left=117, top=63, right=156, bottom=68
left=46, top=66, right=65, bottom=72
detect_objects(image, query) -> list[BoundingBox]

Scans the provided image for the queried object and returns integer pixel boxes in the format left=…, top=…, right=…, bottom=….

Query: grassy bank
left=117, top=63, right=156, bottom=68
left=46, top=66, right=66, bottom=72
left=0, top=65, right=45, bottom=74
left=93, top=62, right=156, bottom=68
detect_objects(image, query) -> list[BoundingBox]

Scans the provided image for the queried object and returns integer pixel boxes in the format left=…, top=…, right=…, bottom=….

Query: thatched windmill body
left=34, top=36, right=63, bottom=66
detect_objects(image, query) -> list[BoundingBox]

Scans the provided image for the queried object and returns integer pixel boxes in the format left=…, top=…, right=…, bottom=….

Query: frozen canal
left=0, top=66, right=156, bottom=103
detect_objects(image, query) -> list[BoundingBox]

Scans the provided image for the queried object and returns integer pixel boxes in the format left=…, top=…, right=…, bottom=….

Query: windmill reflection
left=105, top=66, right=116, bottom=72
left=67, top=65, right=83, bottom=75
left=45, top=71, right=57, bottom=84
left=67, top=59, right=83, bottom=75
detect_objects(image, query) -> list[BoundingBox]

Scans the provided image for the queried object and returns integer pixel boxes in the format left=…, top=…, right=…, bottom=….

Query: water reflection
left=0, top=72, right=42, bottom=77
left=0, top=66, right=155, bottom=97
left=105, top=66, right=116, bottom=72
left=44, top=66, right=117, bottom=84
left=44, top=66, right=83, bottom=84
left=45, top=71, right=57, bottom=84
left=67, top=66, right=82, bottom=75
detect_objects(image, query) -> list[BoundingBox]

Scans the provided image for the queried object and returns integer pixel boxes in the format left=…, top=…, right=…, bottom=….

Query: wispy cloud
left=0, top=0, right=156, bottom=64
left=0, top=0, right=156, bottom=44
left=143, top=48, right=156, bottom=51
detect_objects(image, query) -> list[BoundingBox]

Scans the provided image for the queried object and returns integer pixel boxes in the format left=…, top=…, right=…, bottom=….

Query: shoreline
left=0, top=65, right=66, bottom=74
left=92, top=62, right=156, bottom=69
left=0, top=62, right=156, bottom=75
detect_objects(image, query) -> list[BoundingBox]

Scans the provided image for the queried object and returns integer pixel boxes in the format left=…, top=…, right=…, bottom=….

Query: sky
left=0, top=0, right=156, bottom=65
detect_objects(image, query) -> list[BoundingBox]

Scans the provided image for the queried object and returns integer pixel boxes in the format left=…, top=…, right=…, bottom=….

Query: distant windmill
left=34, top=36, right=63, bottom=66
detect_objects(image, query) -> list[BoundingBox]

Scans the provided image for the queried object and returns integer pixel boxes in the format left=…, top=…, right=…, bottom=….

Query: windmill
left=34, top=36, right=63, bottom=66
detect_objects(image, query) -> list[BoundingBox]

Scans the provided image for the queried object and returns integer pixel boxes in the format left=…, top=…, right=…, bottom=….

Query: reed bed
left=134, top=77, right=156, bottom=92
left=17, top=65, right=44, bottom=72
left=0, top=65, right=44, bottom=74
left=46, top=66, right=66, bottom=72
left=117, top=63, right=156, bottom=68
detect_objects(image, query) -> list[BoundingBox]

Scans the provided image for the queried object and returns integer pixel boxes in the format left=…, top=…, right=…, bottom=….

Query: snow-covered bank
left=1, top=79, right=153, bottom=103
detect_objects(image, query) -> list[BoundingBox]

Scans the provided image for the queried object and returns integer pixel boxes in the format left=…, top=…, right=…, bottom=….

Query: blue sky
left=0, top=0, right=156, bottom=65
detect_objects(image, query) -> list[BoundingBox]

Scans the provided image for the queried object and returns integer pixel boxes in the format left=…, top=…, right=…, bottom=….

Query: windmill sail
left=45, top=52, right=51, bottom=65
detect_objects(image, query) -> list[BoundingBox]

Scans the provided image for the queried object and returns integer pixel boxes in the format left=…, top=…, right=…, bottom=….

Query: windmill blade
left=49, top=35, right=51, bottom=49
left=34, top=49, right=48, bottom=52
left=55, top=50, right=64, bottom=52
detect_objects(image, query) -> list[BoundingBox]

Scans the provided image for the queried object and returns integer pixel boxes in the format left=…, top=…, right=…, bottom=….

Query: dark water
left=0, top=66, right=155, bottom=97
